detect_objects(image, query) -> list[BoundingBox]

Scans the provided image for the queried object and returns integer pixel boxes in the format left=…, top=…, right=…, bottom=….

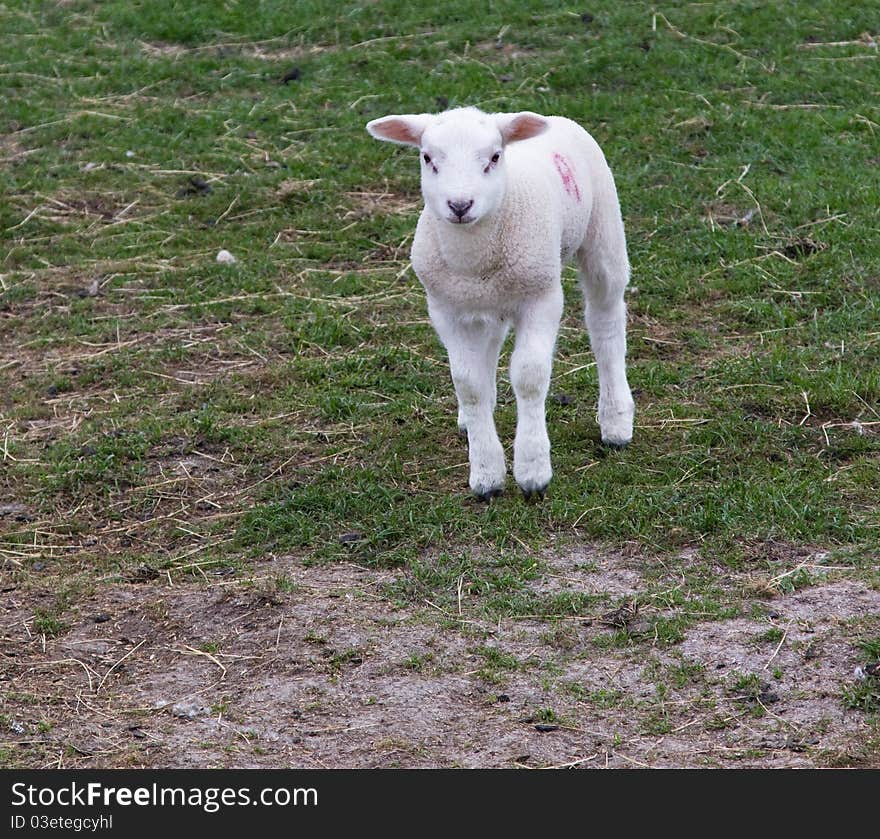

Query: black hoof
left=602, top=439, right=630, bottom=451
left=520, top=485, right=547, bottom=502
left=474, top=487, right=503, bottom=503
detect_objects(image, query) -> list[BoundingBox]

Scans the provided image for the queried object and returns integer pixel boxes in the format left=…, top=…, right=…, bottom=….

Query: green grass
left=2, top=1, right=879, bottom=628
left=843, top=636, right=880, bottom=714
left=843, top=636, right=880, bottom=724
left=859, top=638, right=880, bottom=661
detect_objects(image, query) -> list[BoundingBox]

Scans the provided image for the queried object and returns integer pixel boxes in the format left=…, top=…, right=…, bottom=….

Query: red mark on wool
left=552, top=152, right=581, bottom=203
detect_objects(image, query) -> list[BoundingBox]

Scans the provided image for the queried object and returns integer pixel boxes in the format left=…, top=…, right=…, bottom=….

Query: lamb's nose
left=447, top=199, right=474, bottom=219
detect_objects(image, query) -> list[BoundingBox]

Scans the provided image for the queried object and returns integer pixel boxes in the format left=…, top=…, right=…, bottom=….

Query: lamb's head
left=366, top=107, right=548, bottom=226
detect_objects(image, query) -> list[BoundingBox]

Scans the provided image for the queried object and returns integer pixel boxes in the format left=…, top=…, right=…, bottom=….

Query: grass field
left=2, top=0, right=879, bottom=768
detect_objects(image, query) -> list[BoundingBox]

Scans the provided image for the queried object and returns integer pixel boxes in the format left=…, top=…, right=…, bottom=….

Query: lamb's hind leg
left=578, top=207, right=635, bottom=447
left=429, top=303, right=509, bottom=499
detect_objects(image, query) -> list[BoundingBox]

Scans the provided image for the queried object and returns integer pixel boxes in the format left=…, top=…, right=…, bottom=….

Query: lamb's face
left=366, top=108, right=549, bottom=228
left=418, top=114, right=505, bottom=226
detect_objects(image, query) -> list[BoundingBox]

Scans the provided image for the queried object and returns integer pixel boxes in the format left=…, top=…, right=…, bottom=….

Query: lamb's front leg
left=429, top=304, right=509, bottom=500
left=511, top=290, right=563, bottom=498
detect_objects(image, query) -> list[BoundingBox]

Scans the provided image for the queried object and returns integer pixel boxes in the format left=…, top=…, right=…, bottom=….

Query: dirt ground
left=3, top=547, right=878, bottom=769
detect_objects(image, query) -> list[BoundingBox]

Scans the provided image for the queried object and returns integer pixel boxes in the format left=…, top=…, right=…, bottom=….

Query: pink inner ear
left=505, top=114, right=547, bottom=143
left=373, top=119, right=420, bottom=145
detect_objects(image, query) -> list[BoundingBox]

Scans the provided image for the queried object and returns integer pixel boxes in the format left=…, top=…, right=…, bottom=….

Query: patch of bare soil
left=2, top=552, right=878, bottom=768
left=525, top=544, right=643, bottom=597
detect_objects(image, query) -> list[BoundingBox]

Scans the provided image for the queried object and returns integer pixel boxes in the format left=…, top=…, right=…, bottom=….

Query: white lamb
left=366, top=106, right=634, bottom=499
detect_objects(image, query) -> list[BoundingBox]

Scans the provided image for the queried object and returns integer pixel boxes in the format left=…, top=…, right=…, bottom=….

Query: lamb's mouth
left=447, top=215, right=476, bottom=225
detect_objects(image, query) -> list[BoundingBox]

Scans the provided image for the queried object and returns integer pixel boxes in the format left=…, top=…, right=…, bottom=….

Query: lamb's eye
left=423, top=153, right=432, bottom=164
left=491, top=152, right=501, bottom=164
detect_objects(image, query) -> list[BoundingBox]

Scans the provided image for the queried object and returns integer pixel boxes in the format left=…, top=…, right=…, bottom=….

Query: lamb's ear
left=366, top=114, right=433, bottom=147
left=494, top=111, right=548, bottom=145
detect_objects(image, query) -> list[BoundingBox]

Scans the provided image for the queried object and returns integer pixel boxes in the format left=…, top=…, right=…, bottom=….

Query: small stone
left=0, top=503, right=28, bottom=517
left=93, top=613, right=111, bottom=623
left=338, top=531, right=363, bottom=544
left=77, top=279, right=100, bottom=298
left=171, top=701, right=210, bottom=720
left=534, top=723, right=560, bottom=732
left=216, top=249, right=237, bottom=264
